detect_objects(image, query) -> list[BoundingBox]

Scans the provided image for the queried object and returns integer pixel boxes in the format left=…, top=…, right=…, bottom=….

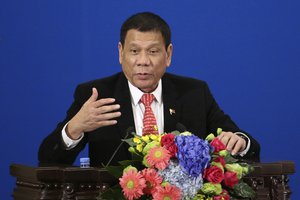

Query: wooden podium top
left=10, top=161, right=295, bottom=200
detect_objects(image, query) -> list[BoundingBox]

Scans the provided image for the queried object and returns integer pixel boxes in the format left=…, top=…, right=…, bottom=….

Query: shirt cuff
left=234, top=132, right=251, bottom=157
left=62, top=122, right=84, bottom=149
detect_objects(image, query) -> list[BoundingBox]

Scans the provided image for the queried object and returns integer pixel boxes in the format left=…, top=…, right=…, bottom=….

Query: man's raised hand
left=66, top=88, right=121, bottom=139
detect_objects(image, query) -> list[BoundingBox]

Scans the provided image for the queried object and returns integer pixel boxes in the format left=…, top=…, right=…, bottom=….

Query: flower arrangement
left=101, top=128, right=255, bottom=200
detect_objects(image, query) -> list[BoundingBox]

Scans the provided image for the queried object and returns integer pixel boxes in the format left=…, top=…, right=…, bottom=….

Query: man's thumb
left=88, top=88, right=98, bottom=102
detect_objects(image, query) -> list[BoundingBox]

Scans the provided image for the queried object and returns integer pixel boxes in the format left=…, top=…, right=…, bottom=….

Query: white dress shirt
left=128, top=80, right=164, bottom=136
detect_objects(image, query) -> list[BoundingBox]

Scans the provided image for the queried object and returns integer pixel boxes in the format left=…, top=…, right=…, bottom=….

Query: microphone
left=176, top=123, right=187, bottom=132
left=105, top=126, right=135, bottom=167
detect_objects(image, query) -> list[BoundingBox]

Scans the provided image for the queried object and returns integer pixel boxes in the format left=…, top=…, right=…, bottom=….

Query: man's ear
left=166, top=43, right=173, bottom=67
left=118, top=42, right=123, bottom=64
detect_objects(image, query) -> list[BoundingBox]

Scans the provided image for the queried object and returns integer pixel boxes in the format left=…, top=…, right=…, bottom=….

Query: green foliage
left=224, top=154, right=238, bottom=164
left=105, top=165, right=125, bottom=179
left=232, top=182, right=256, bottom=199
left=122, top=138, right=135, bottom=146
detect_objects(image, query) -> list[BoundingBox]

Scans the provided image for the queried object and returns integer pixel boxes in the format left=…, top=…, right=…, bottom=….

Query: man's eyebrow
left=128, top=41, right=161, bottom=46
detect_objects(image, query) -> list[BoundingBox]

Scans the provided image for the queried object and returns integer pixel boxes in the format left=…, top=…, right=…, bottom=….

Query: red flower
left=214, top=190, right=230, bottom=200
left=210, top=138, right=226, bottom=153
left=213, top=156, right=226, bottom=166
left=161, top=134, right=178, bottom=158
left=223, top=171, right=239, bottom=188
left=204, top=166, right=224, bottom=184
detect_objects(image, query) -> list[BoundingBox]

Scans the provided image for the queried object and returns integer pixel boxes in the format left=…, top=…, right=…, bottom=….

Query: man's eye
left=149, top=49, right=159, bottom=54
left=130, top=49, right=138, bottom=54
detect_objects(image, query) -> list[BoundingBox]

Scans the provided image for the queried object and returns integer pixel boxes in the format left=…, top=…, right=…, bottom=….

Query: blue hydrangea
left=158, top=160, right=203, bottom=199
left=175, top=134, right=211, bottom=177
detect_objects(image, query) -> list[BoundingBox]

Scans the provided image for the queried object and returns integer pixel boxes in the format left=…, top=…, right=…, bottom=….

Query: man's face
left=118, top=29, right=173, bottom=93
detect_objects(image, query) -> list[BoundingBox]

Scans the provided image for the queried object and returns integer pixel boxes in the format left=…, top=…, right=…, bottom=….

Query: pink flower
left=161, top=133, right=178, bottom=158
left=119, top=169, right=146, bottom=200
left=153, top=184, right=182, bottom=200
left=146, top=146, right=171, bottom=170
left=141, top=168, right=163, bottom=194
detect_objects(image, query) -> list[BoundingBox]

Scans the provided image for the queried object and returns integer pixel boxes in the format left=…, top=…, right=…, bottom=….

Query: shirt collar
left=128, top=80, right=162, bottom=106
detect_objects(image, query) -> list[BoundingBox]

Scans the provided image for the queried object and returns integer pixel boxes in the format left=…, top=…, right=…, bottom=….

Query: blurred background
left=1, top=0, right=299, bottom=199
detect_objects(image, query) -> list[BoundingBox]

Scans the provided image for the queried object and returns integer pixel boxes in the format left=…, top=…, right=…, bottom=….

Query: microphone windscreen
left=125, top=126, right=135, bottom=138
left=176, top=123, right=187, bottom=132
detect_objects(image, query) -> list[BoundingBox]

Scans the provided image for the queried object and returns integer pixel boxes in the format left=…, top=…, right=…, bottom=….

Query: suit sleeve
left=38, top=85, right=89, bottom=166
left=204, top=82, right=260, bottom=162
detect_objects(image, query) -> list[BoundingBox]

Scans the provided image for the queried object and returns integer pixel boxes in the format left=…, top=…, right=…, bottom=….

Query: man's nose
left=137, top=52, right=150, bottom=66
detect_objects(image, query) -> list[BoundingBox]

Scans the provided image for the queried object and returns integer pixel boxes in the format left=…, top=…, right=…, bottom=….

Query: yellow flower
left=141, top=135, right=150, bottom=143
left=133, top=137, right=141, bottom=144
left=150, top=134, right=158, bottom=141
left=136, top=144, right=143, bottom=152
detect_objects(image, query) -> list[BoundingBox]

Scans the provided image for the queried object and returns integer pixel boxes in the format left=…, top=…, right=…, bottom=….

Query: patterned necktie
left=140, top=93, right=159, bottom=135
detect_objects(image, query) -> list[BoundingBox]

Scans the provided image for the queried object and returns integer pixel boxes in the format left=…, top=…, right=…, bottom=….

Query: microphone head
left=125, top=126, right=135, bottom=138
left=176, top=123, right=187, bottom=132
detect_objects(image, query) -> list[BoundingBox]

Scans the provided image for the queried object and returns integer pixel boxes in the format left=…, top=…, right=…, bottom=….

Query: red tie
left=140, top=93, right=159, bottom=135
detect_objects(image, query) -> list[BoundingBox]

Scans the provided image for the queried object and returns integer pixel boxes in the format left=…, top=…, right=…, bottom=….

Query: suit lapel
left=114, top=73, right=135, bottom=138
left=162, top=74, right=181, bottom=133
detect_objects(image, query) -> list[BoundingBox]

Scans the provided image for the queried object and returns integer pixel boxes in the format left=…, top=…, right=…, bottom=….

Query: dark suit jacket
left=38, top=72, right=260, bottom=166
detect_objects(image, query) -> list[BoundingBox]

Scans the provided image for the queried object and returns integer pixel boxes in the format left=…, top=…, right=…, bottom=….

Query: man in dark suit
left=38, top=12, right=260, bottom=166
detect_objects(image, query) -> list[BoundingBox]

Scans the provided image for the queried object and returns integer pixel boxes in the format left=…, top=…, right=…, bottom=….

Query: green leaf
left=118, top=159, right=141, bottom=167
left=224, top=154, right=238, bottom=164
left=171, top=130, right=181, bottom=135
left=233, top=182, right=256, bottom=198
left=122, top=138, right=135, bottom=146
left=105, top=165, right=124, bottom=179
left=217, top=128, right=223, bottom=135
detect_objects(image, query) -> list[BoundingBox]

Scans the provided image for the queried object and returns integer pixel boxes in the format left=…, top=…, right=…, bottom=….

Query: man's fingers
left=95, top=111, right=121, bottom=121
left=95, top=104, right=120, bottom=115
left=87, top=88, right=99, bottom=103
left=218, top=132, right=230, bottom=146
left=96, top=119, right=118, bottom=127
left=93, top=98, right=116, bottom=108
left=218, top=132, right=246, bottom=155
left=231, top=139, right=245, bottom=155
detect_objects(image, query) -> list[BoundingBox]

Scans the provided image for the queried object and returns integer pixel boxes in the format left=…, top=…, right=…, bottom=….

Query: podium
left=10, top=162, right=295, bottom=200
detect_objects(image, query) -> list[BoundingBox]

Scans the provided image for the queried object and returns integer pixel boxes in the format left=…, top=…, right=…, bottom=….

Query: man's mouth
left=136, top=73, right=151, bottom=80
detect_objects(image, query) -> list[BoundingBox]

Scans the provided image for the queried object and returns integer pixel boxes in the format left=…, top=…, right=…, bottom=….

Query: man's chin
left=136, top=83, right=157, bottom=93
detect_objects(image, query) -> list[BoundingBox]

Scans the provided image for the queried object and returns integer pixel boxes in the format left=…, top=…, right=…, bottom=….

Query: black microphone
left=176, top=123, right=187, bottom=132
left=105, top=126, right=135, bottom=167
